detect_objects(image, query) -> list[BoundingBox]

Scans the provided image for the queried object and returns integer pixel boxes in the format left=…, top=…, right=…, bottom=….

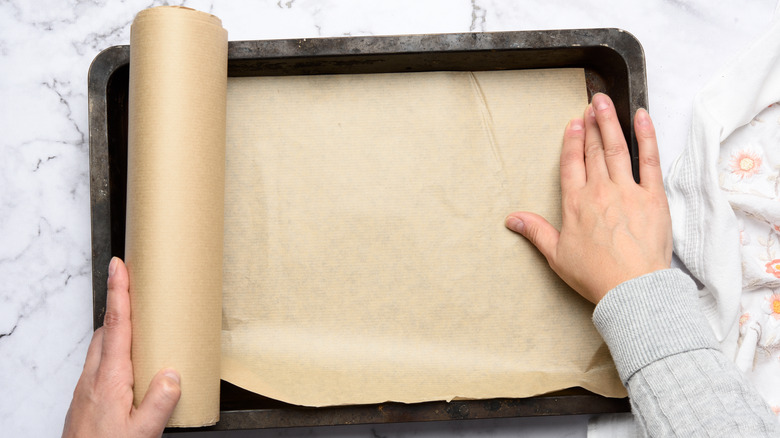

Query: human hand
left=505, top=93, right=672, bottom=304
left=62, top=257, right=181, bottom=438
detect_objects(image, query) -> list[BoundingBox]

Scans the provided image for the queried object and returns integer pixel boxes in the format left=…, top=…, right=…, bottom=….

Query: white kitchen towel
left=664, top=15, right=780, bottom=416
left=587, top=413, right=639, bottom=438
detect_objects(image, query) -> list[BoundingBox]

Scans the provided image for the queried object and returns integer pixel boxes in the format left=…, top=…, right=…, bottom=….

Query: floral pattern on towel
left=767, top=294, right=780, bottom=320
left=719, top=101, right=780, bottom=420
left=730, top=150, right=763, bottom=180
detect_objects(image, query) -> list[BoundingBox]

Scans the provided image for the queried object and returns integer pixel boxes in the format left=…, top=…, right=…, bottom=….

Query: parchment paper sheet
left=126, top=7, right=625, bottom=427
left=126, top=6, right=226, bottom=427
left=221, top=69, right=625, bottom=406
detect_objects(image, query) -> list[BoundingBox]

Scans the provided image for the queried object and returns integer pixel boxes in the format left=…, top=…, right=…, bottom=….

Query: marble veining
left=1, top=0, right=778, bottom=436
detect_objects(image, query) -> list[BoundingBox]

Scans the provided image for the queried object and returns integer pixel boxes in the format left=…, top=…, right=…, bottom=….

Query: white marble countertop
left=1, top=1, right=778, bottom=436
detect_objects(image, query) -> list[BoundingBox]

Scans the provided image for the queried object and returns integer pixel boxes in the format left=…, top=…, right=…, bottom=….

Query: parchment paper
left=126, top=6, right=226, bottom=427
left=221, top=70, right=625, bottom=405
left=125, top=6, right=625, bottom=427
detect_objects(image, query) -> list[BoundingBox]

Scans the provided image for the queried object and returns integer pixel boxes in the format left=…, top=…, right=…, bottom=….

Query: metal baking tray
left=89, top=29, right=645, bottom=431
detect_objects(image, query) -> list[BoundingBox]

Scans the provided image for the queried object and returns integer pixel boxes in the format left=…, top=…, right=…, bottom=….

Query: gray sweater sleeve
left=592, top=269, right=779, bottom=437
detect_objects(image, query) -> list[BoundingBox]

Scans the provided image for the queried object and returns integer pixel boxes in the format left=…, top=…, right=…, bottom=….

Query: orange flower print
left=772, top=405, right=780, bottom=416
left=766, top=260, right=780, bottom=278
left=739, top=313, right=750, bottom=327
left=775, top=224, right=780, bottom=233
left=729, top=150, right=762, bottom=179
left=767, top=294, right=780, bottom=320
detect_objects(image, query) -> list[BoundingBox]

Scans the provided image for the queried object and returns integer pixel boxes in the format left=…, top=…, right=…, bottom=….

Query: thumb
left=133, top=368, right=181, bottom=435
left=505, top=212, right=560, bottom=262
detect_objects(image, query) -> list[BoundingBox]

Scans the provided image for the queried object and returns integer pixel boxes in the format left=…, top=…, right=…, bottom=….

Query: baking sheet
left=90, top=7, right=648, bottom=430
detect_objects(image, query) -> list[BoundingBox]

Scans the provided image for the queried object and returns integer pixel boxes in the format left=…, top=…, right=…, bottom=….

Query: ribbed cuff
left=592, top=269, right=719, bottom=384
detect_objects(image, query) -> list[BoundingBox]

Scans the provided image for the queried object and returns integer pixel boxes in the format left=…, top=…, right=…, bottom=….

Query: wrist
left=592, top=269, right=718, bottom=383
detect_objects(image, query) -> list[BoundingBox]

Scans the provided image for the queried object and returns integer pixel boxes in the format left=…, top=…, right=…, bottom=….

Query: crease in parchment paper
left=468, top=71, right=505, bottom=180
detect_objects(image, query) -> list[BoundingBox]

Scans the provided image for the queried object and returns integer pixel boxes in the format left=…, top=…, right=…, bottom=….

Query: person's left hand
left=62, top=257, right=181, bottom=438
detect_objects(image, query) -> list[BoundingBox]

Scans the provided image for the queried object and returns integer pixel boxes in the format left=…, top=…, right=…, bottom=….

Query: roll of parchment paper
left=125, top=6, right=227, bottom=427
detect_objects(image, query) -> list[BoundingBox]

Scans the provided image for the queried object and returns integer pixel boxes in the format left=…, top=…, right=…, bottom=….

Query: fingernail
left=636, top=108, right=650, bottom=126
left=587, top=104, right=595, bottom=118
left=506, top=216, right=525, bottom=233
left=593, top=93, right=609, bottom=111
left=569, top=118, right=584, bottom=131
left=163, top=369, right=181, bottom=385
left=108, top=257, right=118, bottom=278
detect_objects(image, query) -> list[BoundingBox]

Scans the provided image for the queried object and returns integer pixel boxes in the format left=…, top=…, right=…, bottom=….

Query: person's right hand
left=505, top=93, right=673, bottom=304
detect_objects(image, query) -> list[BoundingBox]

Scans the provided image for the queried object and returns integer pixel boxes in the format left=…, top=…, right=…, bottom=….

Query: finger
left=505, top=212, right=560, bottom=263
left=133, top=368, right=181, bottom=435
left=83, top=327, right=104, bottom=376
left=583, top=103, right=609, bottom=181
left=634, top=108, right=664, bottom=193
left=592, top=93, right=633, bottom=183
left=560, top=118, right=586, bottom=195
left=101, top=257, right=132, bottom=373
